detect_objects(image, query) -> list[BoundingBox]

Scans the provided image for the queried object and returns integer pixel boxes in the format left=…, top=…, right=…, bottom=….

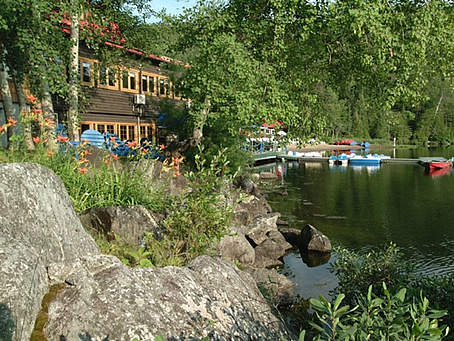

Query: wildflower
left=159, top=144, right=165, bottom=150
left=174, top=171, right=181, bottom=177
left=33, top=108, right=42, bottom=115
left=79, top=168, right=88, bottom=174
left=47, top=150, right=54, bottom=157
left=80, top=149, right=92, bottom=157
left=110, top=136, right=116, bottom=143
left=79, top=157, right=89, bottom=164
left=104, top=160, right=111, bottom=166
left=127, top=141, right=138, bottom=148
left=57, top=135, right=69, bottom=143
left=7, top=117, right=18, bottom=126
left=0, top=125, right=4, bottom=133
left=26, top=94, right=37, bottom=103
left=111, top=154, right=119, bottom=160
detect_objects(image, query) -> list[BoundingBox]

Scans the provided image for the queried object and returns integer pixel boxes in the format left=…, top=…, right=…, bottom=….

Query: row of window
left=80, top=121, right=156, bottom=143
left=80, top=57, right=177, bottom=98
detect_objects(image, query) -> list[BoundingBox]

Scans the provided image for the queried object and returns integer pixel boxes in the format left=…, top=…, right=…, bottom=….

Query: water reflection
left=262, top=146, right=454, bottom=299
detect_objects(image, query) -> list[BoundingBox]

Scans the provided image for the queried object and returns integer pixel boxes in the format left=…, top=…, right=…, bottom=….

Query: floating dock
left=254, top=152, right=421, bottom=165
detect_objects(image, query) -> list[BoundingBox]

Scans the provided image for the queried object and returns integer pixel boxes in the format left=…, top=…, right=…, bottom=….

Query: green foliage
left=145, top=147, right=234, bottom=266
left=0, top=145, right=166, bottom=212
left=306, top=285, right=449, bottom=340
left=331, top=243, right=416, bottom=305
left=331, top=243, right=454, bottom=336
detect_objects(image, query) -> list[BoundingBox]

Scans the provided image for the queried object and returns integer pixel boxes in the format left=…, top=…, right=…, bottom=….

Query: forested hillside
left=141, top=0, right=454, bottom=144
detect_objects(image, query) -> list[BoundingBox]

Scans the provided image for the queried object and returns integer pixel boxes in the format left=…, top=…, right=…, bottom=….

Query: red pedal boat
left=419, top=157, right=453, bottom=171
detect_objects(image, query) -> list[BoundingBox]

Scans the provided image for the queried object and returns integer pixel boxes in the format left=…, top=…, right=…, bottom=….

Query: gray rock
left=0, top=163, right=100, bottom=341
left=131, top=158, right=162, bottom=181
left=254, top=232, right=292, bottom=265
left=233, top=194, right=271, bottom=227
left=277, top=219, right=290, bottom=226
left=260, top=172, right=278, bottom=180
left=279, top=228, right=301, bottom=247
left=169, top=174, right=189, bottom=196
left=45, top=255, right=289, bottom=340
left=246, top=268, right=295, bottom=305
left=79, top=205, right=163, bottom=246
left=253, top=253, right=283, bottom=269
left=235, top=213, right=281, bottom=245
left=215, top=234, right=255, bottom=265
left=300, top=224, right=332, bottom=253
left=0, top=163, right=289, bottom=341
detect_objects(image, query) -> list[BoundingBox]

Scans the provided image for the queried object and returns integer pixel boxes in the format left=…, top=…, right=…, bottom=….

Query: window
left=159, top=78, right=165, bottom=96
left=119, top=125, right=127, bottom=140
left=106, top=125, right=115, bottom=134
left=97, top=124, right=105, bottom=133
left=141, top=73, right=157, bottom=95
left=128, top=126, right=135, bottom=141
left=149, top=76, right=155, bottom=94
left=99, top=66, right=117, bottom=89
left=82, top=62, right=91, bottom=83
left=79, top=58, right=95, bottom=85
left=81, top=124, right=90, bottom=133
left=120, top=68, right=139, bottom=93
left=142, top=75, right=148, bottom=93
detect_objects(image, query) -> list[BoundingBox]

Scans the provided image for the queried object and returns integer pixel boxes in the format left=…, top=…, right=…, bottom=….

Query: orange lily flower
left=57, top=135, right=69, bottom=143
left=79, top=168, right=88, bottom=174
left=8, top=117, right=18, bottom=126
left=26, top=94, right=37, bottom=103
left=33, top=136, right=41, bottom=144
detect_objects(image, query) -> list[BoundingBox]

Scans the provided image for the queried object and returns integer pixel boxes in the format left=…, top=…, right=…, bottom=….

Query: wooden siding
left=84, top=88, right=135, bottom=115
left=0, top=80, right=18, bottom=103
left=82, top=112, right=154, bottom=124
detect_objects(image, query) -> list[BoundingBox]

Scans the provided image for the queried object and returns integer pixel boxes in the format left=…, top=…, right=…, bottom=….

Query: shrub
left=304, top=284, right=449, bottom=340
left=330, top=243, right=454, bottom=337
left=144, top=147, right=235, bottom=266
left=331, top=243, right=416, bottom=305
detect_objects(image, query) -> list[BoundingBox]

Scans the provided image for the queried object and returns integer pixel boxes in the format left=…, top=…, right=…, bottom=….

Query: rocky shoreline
left=0, top=162, right=331, bottom=340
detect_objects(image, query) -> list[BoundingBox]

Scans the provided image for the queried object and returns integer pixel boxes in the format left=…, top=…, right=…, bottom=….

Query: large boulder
left=79, top=205, right=163, bottom=246
left=0, top=163, right=100, bottom=341
left=45, top=255, right=289, bottom=340
left=300, top=224, right=332, bottom=253
left=234, top=213, right=281, bottom=245
left=233, top=194, right=271, bottom=227
left=215, top=234, right=255, bottom=265
left=246, top=268, right=295, bottom=306
left=0, top=163, right=290, bottom=340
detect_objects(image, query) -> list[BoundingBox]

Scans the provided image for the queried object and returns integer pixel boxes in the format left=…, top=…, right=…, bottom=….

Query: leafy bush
left=330, top=243, right=454, bottom=338
left=144, top=147, right=235, bottom=266
left=304, top=284, right=449, bottom=340
left=331, top=243, right=416, bottom=305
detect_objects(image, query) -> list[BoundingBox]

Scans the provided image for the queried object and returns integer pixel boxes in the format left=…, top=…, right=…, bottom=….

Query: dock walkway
left=254, top=152, right=421, bottom=164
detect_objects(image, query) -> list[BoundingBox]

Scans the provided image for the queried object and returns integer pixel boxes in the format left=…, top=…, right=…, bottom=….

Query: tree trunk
left=0, top=60, right=13, bottom=148
left=67, top=6, right=80, bottom=141
left=191, top=98, right=211, bottom=147
left=41, top=74, right=57, bottom=150
left=16, top=80, right=35, bottom=151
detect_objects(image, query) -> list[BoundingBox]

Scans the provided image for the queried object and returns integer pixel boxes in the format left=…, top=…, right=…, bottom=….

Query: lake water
left=263, top=147, right=454, bottom=299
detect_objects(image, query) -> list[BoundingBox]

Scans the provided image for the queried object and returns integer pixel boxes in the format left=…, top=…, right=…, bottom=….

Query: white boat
left=349, top=154, right=390, bottom=166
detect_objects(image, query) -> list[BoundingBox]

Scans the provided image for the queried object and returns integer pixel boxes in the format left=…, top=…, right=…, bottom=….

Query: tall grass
left=0, top=146, right=166, bottom=212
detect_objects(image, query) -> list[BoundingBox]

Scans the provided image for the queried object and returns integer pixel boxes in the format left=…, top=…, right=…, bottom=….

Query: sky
left=150, top=0, right=199, bottom=16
